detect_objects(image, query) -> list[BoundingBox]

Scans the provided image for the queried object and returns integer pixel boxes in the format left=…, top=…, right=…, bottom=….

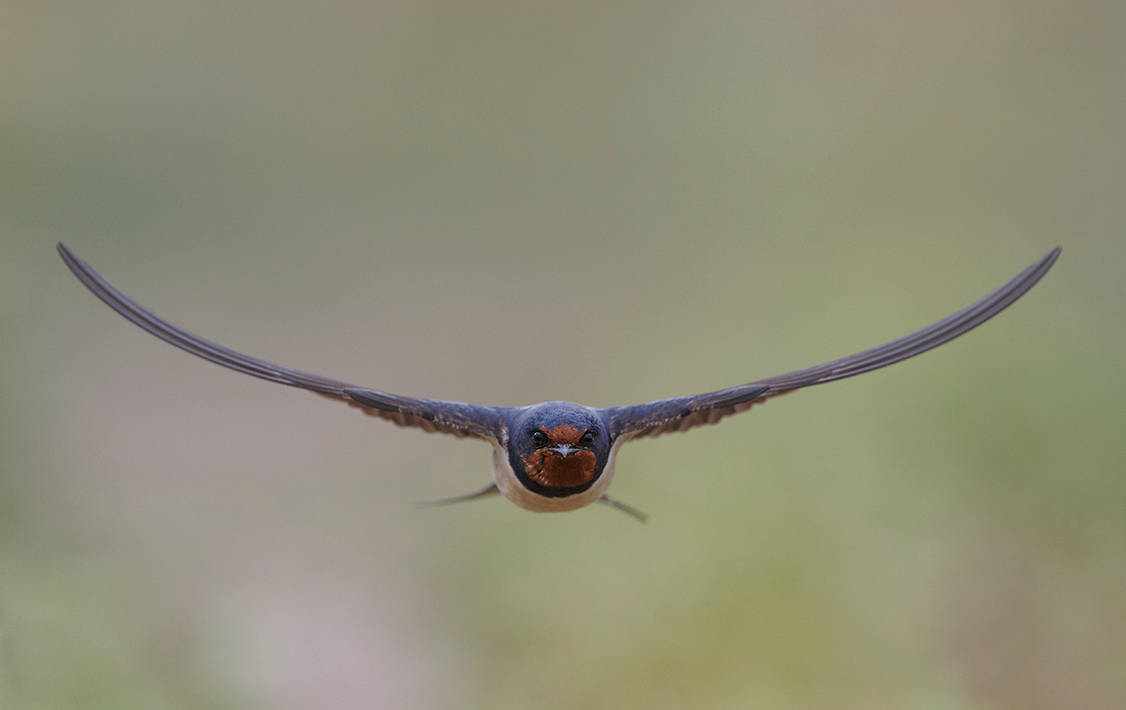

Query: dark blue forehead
left=513, top=401, right=601, bottom=431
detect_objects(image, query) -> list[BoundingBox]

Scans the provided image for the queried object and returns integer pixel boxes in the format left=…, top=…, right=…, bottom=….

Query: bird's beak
left=549, top=444, right=576, bottom=457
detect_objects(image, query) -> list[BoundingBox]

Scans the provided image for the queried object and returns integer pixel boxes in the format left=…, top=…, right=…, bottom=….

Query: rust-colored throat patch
left=523, top=425, right=597, bottom=489
left=524, top=448, right=597, bottom=488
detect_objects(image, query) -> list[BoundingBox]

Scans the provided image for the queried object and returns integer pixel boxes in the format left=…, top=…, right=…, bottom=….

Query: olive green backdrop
left=2, top=2, right=1123, bottom=709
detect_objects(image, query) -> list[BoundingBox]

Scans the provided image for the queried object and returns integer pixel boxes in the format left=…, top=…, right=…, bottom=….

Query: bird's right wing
left=58, top=243, right=509, bottom=442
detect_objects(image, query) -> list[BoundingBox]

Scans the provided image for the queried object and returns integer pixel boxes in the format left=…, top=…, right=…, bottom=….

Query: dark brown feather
left=57, top=243, right=506, bottom=441
left=604, top=247, right=1060, bottom=441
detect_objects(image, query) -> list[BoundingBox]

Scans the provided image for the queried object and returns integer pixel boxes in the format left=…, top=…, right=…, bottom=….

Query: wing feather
left=58, top=243, right=506, bottom=441
left=604, top=247, right=1060, bottom=441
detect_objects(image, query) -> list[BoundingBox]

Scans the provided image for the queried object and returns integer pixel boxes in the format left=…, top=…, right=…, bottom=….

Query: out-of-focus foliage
left=2, top=2, right=1123, bottom=708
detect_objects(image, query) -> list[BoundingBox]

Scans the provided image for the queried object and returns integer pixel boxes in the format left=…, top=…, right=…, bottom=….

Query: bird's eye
left=580, top=431, right=595, bottom=445
left=531, top=431, right=548, bottom=446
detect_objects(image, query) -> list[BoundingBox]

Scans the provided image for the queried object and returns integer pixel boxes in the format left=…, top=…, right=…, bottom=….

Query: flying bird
left=58, top=243, right=1060, bottom=521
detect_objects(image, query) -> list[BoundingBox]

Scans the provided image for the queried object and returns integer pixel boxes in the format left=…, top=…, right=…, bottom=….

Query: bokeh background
left=2, top=2, right=1123, bottom=708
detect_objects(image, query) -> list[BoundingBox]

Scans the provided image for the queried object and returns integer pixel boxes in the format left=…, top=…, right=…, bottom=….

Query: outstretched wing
left=602, top=247, right=1061, bottom=441
left=58, top=243, right=508, bottom=441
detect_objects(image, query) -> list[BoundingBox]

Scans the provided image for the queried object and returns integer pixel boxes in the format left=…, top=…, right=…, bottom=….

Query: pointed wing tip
left=57, top=243, right=92, bottom=282
left=1031, top=246, right=1062, bottom=277
left=1022, top=246, right=1061, bottom=290
left=57, top=242, right=84, bottom=263
left=57, top=241, right=76, bottom=264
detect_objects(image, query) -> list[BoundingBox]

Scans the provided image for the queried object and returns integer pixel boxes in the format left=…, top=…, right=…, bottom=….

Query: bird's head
left=508, top=402, right=611, bottom=497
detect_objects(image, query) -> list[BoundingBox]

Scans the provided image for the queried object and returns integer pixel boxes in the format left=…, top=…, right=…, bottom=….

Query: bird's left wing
left=57, top=243, right=508, bottom=442
left=602, top=247, right=1060, bottom=442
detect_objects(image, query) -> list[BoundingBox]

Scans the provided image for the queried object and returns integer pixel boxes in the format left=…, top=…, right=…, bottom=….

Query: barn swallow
left=58, top=243, right=1060, bottom=521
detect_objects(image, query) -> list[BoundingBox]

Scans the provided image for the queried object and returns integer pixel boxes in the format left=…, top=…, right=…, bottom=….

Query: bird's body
left=492, top=436, right=622, bottom=514
left=57, top=244, right=1060, bottom=520
left=491, top=401, right=622, bottom=513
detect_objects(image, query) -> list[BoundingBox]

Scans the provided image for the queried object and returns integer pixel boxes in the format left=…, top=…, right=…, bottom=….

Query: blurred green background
left=2, top=2, right=1123, bottom=708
